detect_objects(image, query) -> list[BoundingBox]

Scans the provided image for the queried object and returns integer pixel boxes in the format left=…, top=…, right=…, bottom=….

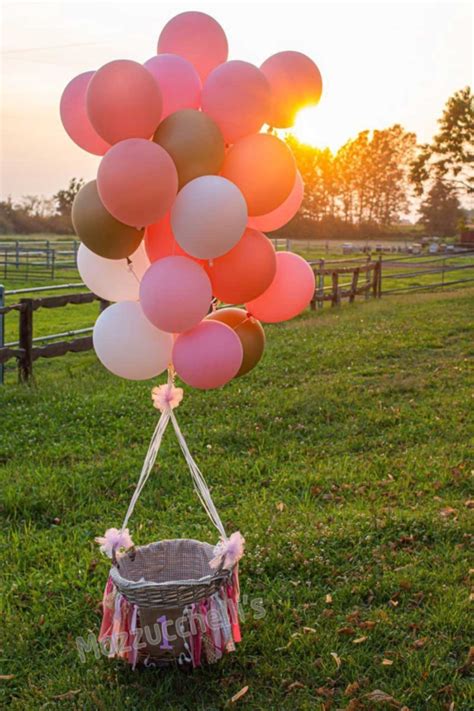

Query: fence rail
left=0, top=239, right=79, bottom=281
left=0, top=283, right=107, bottom=383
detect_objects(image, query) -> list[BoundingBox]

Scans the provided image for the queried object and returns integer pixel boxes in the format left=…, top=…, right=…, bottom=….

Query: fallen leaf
left=345, top=681, right=360, bottom=696
left=346, top=701, right=363, bottom=711
left=302, top=626, right=317, bottom=634
left=229, top=686, right=249, bottom=704
left=364, top=689, right=402, bottom=707
left=0, top=675, right=15, bottom=680
left=465, top=499, right=474, bottom=509
left=287, top=681, right=305, bottom=691
left=330, top=652, right=342, bottom=668
left=440, top=507, right=457, bottom=517
left=338, top=626, right=356, bottom=636
left=276, top=502, right=285, bottom=512
left=359, top=620, right=376, bottom=630
left=316, top=686, right=334, bottom=698
left=52, top=690, right=81, bottom=701
left=412, top=637, right=428, bottom=649
left=352, top=636, right=368, bottom=645
left=325, top=593, right=333, bottom=604
left=382, top=659, right=394, bottom=666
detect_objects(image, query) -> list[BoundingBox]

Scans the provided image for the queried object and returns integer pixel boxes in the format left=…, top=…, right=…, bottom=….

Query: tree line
left=1, top=87, right=472, bottom=239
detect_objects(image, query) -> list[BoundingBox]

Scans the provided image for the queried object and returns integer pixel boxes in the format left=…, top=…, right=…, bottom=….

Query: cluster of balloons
left=61, top=11, right=322, bottom=389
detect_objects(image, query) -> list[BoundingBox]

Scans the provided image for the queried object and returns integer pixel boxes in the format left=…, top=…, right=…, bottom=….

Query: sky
left=0, top=0, right=472, bottom=200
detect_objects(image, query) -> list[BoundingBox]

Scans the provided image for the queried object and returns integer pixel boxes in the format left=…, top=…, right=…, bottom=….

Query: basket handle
left=118, top=385, right=227, bottom=546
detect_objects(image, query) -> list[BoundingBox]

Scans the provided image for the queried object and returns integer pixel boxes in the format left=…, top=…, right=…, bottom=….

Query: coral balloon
left=206, top=228, right=276, bottom=304
left=173, top=320, right=242, bottom=389
left=248, top=171, right=304, bottom=232
left=144, top=54, right=201, bottom=119
left=157, top=11, right=228, bottom=82
left=221, top=134, right=296, bottom=216
left=97, top=138, right=178, bottom=228
left=260, top=51, right=323, bottom=128
left=86, top=60, right=162, bottom=144
left=77, top=242, right=150, bottom=302
left=207, top=308, right=265, bottom=377
left=246, top=252, right=315, bottom=323
left=93, top=301, right=173, bottom=380
left=139, top=256, right=211, bottom=333
left=153, top=109, right=225, bottom=189
left=72, top=181, right=144, bottom=259
left=201, top=60, right=271, bottom=144
left=171, top=176, right=247, bottom=259
left=60, top=71, right=110, bottom=155
left=145, top=213, right=193, bottom=262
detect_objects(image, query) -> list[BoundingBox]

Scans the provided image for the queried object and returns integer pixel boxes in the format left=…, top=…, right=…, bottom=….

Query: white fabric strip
left=120, top=407, right=227, bottom=541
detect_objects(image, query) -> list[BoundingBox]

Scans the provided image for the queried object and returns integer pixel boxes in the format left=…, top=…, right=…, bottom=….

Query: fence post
left=331, top=271, right=339, bottom=307
left=46, top=239, right=51, bottom=268
left=0, top=284, right=4, bottom=384
left=365, top=255, right=370, bottom=299
left=4, top=248, right=7, bottom=279
left=18, top=298, right=33, bottom=383
left=51, top=249, right=56, bottom=280
left=317, top=258, right=324, bottom=309
left=349, top=267, right=360, bottom=303
left=15, top=240, right=20, bottom=269
left=377, top=255, right=382, bottom=297
left=99, top=298, right=110, bottom=313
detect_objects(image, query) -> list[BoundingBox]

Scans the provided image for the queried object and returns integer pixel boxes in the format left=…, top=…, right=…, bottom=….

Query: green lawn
left=1, top=289, right=473, bottom=710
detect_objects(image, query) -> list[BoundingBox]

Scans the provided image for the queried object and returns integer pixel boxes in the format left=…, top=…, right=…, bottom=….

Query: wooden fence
left=310, top=256, right=381, bottom=307
left=1, top=251, right=473, bottom=384
left=0, top=284, right=108, bottom=383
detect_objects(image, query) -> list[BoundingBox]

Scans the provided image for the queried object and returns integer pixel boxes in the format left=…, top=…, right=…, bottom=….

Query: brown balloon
left=72, top=180, right=144, bottom=259
left=153, top=109, right=225, bottom=189
left=207, top=307, right=265, bottom=377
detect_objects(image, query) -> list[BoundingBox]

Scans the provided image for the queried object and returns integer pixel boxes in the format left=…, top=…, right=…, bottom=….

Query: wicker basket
left=97, top=405, right=243, bottom=669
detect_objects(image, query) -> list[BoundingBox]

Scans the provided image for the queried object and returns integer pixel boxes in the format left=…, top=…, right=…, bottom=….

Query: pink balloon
left=87, top=60, right=162, bottom=144
left=144, top=54, right=201, bottom=120
left=248, top=171, right=304, bottom=232
left=201, top=60, right=271, bottom=144
left=97, top=138, right=178, bottom=227
left=60, top=71, right=110, bottom=155
left=245, top=251, right=315, bottom=323
left=260, top=51, right=323, bottom=128
left=173, top=320, right=243, bottom=389
left=140, top=256, right=212, bottom=333
left=157, top=11, right=228, bottom=83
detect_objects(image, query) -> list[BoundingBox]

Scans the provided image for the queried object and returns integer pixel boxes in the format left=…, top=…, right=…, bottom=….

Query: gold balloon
left=72, top=180, right=144, bottom=259
left=153, top=109, right=225, bottom=189
left=207, top=307, right=265, bottom=377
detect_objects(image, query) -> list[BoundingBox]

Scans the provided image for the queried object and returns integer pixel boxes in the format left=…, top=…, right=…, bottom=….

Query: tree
left=418, top=179, right=461, bottom=236
left=411, top=87, right=474, bottom=196
left=334, top=125, right=416, bottom=225
left=53, top=177, right=84, bottom=216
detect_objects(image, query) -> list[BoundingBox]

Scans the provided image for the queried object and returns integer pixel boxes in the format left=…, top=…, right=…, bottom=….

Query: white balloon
left=171, top=175, right=247, bottom=259
left=77, top=242, right=150, bottom=302
left=93, top=301, right=173, bottom=380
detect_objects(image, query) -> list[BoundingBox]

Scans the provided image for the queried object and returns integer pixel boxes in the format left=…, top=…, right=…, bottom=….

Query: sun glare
left=290, top=105, right=346, bottom=154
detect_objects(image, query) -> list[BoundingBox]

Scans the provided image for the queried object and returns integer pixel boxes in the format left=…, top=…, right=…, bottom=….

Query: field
left=1, top=286, right=473, bottom=710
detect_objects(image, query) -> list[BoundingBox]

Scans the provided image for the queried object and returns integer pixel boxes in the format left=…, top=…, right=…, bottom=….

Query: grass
left=1, top=287, right=473, bottom=709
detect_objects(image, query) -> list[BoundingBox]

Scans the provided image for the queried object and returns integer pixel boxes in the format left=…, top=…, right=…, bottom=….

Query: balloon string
left=126, top=257, right=141, bottom=285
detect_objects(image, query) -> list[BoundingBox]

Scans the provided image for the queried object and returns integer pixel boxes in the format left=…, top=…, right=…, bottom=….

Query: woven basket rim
left=110, top=537, right=231, bottom=592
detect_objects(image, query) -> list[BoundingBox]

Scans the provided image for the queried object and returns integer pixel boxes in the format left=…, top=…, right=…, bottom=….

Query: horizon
left=1, top=0, right=472, bottom=200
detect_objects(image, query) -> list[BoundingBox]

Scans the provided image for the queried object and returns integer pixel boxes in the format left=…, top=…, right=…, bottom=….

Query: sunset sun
left=289, top=104, right=345, bottom=153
